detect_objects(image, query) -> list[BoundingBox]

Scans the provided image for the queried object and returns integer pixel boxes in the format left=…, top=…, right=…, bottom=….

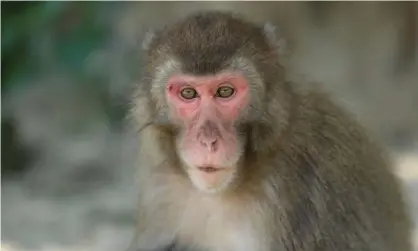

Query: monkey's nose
left=200, top=138, right=218, bottom=152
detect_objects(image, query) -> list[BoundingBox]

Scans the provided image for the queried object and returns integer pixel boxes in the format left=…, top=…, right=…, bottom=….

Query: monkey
left=129, top=11, right=413, bottom=251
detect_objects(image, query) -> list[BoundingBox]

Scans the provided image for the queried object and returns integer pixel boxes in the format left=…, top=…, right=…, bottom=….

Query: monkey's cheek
left=187, top=169, right=235, bottom=193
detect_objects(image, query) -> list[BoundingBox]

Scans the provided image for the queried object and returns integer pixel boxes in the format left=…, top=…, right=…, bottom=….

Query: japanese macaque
left=130, top=11, right=412, bottom=251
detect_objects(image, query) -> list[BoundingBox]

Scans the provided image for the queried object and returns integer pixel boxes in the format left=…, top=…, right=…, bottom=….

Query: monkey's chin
left=187, top=167, right=236, bottom=194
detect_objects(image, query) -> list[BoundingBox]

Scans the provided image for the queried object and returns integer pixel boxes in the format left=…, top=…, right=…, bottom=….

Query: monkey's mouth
left=197, top=166, right=221, bottom=173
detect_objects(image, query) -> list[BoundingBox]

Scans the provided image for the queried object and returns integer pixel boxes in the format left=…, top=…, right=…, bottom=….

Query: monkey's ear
left=263, top=22, right=287, bottom=55
left=263, top=22, right=277, bottom=44
left=142, top=30, right=157, bottom=51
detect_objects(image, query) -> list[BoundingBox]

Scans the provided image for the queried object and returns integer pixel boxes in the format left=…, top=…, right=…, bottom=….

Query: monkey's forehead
left=149, top=12, right=272, bottom=75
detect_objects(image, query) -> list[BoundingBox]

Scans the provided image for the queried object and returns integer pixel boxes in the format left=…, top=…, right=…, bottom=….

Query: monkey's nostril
left=210, top=139, right=218, bottom=151
left=200, top=138, right=218, bottom=151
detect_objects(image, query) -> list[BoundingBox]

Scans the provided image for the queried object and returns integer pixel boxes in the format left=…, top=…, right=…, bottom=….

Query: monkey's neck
left=250, top=80, right=300, bottom=154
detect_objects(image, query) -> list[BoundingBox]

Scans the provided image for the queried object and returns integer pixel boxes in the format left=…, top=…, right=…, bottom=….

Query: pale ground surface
left=1, top=151, right=418, bottom=251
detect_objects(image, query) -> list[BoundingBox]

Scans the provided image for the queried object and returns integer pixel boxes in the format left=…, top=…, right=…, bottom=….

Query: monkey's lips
left=197, top=166, right=222, bottom=173
left=188, top=165, right=235, bottom=192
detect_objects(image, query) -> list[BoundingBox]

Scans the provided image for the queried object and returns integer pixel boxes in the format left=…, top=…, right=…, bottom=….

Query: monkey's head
left=137, top=11, right=290, bottom=194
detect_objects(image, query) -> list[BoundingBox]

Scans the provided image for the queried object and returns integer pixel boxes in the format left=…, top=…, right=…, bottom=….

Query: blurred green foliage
left=1, top=2, right=109, bottom=93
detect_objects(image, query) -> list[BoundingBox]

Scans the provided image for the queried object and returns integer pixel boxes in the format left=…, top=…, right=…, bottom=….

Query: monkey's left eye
left=216, top=86, right=235, bottom=98
left=180, top=87, right=198, bottom=100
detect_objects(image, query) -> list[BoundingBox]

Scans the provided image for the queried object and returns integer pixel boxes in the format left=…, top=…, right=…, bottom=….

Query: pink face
left=165, top=73, right=249, bottom=191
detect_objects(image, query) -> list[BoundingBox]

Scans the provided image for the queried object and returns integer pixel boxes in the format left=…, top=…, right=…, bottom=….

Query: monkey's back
left=273, top=88, right=413, bottom=251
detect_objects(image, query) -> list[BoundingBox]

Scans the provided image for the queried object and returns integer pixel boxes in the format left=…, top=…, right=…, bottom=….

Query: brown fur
left=130, top=11, right=412, bottom=251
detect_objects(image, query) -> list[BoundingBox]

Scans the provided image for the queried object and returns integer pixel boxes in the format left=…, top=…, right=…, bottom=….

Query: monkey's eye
left=216, top=86, right=235, bottom=98
left=180, top=87, right=198, bottom=100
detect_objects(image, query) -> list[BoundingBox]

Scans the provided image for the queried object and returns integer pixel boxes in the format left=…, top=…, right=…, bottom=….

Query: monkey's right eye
left=180, top=87, right=198, bottom=100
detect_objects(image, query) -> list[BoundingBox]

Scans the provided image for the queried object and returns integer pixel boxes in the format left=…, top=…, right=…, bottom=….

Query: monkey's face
left=165, top=72, right=250, bottom=193
left=140, top=12, right=283, bottom=194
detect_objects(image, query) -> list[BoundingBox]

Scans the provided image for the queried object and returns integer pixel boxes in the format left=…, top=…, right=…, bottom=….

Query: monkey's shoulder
left=283, top=89, right=397, bottom=189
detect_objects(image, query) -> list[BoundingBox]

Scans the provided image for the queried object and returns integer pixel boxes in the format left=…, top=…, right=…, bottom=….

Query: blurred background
left=1, top=2, right=417, bottom=251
